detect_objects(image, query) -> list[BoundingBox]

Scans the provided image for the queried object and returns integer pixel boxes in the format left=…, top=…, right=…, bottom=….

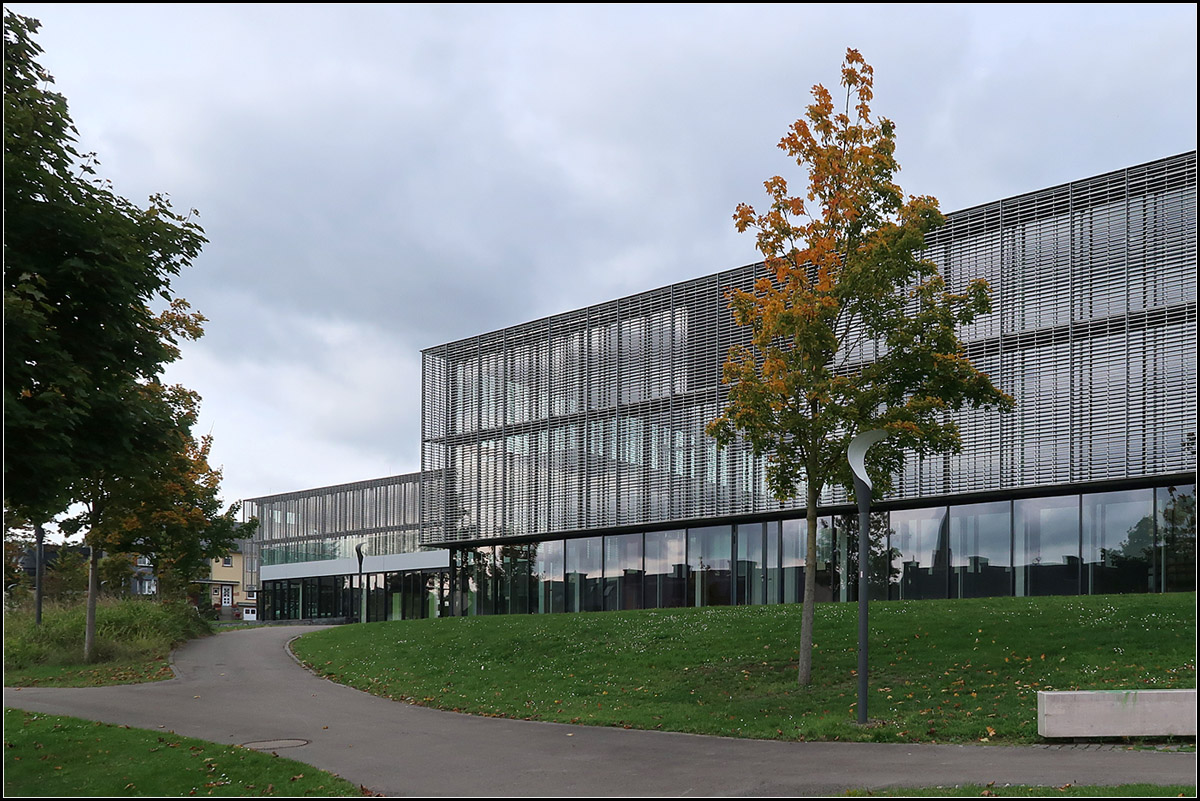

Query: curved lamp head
left=847, top=429, right=889, bottom=490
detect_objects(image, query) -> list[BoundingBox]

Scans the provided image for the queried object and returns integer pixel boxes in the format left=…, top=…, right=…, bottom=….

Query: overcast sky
left=10, top=3, right=1197, bottom=517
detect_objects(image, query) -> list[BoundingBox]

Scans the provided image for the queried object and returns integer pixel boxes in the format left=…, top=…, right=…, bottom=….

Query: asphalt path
left=5, top=626, right=1195, bottom=796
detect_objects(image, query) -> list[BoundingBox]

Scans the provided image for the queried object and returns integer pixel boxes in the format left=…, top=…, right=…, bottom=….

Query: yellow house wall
left=207, top=553, right=254, bottom=612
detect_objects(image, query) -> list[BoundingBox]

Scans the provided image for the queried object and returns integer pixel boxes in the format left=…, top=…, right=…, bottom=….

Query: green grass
left=2, top=708, right=362, bottom=797
left=3, top=598, right=211, bottom=687
left=845, top=783, right=1196, bottom=796
left=292, top=593, right=1196, bottom=745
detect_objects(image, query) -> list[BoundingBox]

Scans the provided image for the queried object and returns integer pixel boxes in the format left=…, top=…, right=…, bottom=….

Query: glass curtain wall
left=261, top=483, right=1193, bottom=621
left=263, top=571, right=445, bottom=621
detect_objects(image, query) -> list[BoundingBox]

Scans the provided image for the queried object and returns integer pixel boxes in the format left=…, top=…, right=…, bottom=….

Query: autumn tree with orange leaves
left=66, top=382, right=252, bottom=658
left=96, top=384, right=251, bottom=602
left=707, top=49, right=1012, bottom=686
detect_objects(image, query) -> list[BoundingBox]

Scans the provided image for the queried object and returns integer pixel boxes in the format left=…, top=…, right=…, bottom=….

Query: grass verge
left=844, top=783, right=1195, bottom=796
left=2, top=708, right=362, bottom=797
left=292, top=592, right=1195, bottom=745
left=4, top=598, right=210, bottom=687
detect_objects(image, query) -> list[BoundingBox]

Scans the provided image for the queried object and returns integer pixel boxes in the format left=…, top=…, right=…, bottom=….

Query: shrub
left=3, top=597, right=210, bottom=669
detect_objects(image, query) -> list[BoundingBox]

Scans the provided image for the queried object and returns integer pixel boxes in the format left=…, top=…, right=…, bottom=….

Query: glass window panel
left=836, top=511, right=890, bottom=602
left=319, top=575, right=338, bottom=618
left=367, top=573, right=387, bottom=622
left=1083, top=489, right=1154, bottom=595
left=566, top=537, right=603, bottom=612
left=303, top=577, right=319, bottom=619
left=534, top=540, right=564, bottom=614
left=603, top=533, right=643, bottom=611
left=781, top=517, right=835, bottom=603
left=781, top=518, right=803, bottom=604
left=500, top=544, right=535, bottom=615
left=687, top=525, right=732, bottom=607
left=1158, top=484, right=1195, bottom=593
left=472, top=546, right=497, bottom=615
left=890, top=507, right=949, bottom=600
left=765, top=521, right=781, bottom=605
left=644, top=530, right=686, bottom=609
left=736, top=523, right=765, bottom=605
left=949, top=501, right=1012, bottom=598
left=1015, top=496, right=1080, bottom=597
left=451, top=548, right=479, bottom=616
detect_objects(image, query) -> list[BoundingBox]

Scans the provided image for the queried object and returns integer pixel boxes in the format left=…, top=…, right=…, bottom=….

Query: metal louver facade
left=420, top=152, right=1197, bottom=548
left=246, top=473, right=422, bottom=567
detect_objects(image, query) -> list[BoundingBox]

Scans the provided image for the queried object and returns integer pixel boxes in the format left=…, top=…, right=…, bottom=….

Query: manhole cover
left=241, top=739, right=309, bottom=750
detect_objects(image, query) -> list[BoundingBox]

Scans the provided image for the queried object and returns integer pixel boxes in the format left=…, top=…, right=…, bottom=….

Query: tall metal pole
left=854, top=472, right=871, bottom=724
left=848, top=429, right=887, bottom=726
left=355, top=543, right=366, bottom=624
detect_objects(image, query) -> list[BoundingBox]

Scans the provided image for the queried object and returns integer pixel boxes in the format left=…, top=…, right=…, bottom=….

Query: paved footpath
left=5, top=626, right=1195, bottom=796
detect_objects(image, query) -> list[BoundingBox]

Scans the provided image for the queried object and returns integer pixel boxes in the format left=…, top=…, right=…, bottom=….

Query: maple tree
left=100, top=385, right=252, bottom=601
left=4, top=11, right=207, bottom=526
left=4, top=12, right=246, bottom=657
left=707, top=49, right=1012, bottom=686
left=66, top=383, right=253, bottom=656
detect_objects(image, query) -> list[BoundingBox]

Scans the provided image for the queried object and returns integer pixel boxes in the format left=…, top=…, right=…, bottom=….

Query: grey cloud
left=10, top=2, right=1195, bottom=505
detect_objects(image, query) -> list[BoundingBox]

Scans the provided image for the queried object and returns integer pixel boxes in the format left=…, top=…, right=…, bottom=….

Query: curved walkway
left=5, top=626, right=1195, bottom=796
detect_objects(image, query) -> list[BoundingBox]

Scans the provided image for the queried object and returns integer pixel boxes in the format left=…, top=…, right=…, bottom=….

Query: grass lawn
left=292, top=592, right=1196, bottom=745
left=2, top=708, right=362, bottom=797
left=845, top=783, right=1196, bottom=796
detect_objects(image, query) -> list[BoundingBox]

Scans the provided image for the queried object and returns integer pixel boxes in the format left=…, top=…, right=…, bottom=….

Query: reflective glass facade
left=253, top=153, right=1196, bottom=621
left=260, top=570, right=448, bottom=623
left=434, top=485, right=1193, bottom=617
left=421, top=153, right=1196, bottom=546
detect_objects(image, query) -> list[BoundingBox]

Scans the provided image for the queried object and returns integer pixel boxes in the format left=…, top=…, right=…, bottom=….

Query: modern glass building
left=251, top=473, right=450, bottom=622
left=254, top=151, right=1196, bottom=622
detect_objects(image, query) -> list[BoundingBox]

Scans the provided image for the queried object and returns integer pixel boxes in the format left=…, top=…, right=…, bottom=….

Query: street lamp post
left=848, top=429, right=888, bottom=725
left=355, top=543, right=366, bottom=624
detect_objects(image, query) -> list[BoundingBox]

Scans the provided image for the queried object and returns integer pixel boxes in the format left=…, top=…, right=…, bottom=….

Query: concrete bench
left=1037, top=689, right=1196, bottom=738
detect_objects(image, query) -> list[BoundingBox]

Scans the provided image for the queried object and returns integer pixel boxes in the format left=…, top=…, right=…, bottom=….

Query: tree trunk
left=797, top=481, right=820, bottom=686
left=34, top=522, right=45, bottom=626
left=84, top=543, right=100, bottom=662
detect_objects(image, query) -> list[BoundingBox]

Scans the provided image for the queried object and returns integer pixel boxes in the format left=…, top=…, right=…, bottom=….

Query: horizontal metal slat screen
left=415, top=153, right=1195, bottom=546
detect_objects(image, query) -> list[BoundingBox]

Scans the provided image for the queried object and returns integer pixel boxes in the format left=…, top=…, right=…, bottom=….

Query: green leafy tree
left=4, top=511, right=36, bottom=596
left=41, top=546, right=90, bottom=601
left=98, top=553, right=136, bottom=597
left=4, top=12, right=207, bottom=525
left=101, top=387, right=253, bottom=600
left=4, top=11, right=221, bottom=657
left=708, top=49, right=1012, bottom=685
